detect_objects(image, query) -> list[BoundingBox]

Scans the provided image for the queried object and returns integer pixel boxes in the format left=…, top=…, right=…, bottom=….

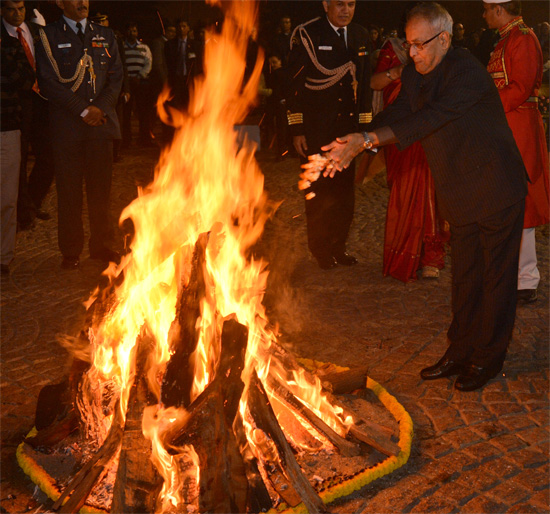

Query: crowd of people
left=1, top=0, right=548, bottom=391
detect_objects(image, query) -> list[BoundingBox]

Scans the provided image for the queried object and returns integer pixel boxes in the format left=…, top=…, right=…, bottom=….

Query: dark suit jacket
left=35, top=18, right=123, bottom=142
left=371, top=47, right=527, bottom=226
left=0, top=21, right=35, bottom=131
left=285, top=16, right=372, bottom=152
left=164, top=36, right=201, bottom=87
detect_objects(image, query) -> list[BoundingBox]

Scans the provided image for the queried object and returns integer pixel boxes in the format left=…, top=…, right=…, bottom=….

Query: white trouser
left=518, top=227, right=540, bottom=290
left=1, top=130, right=21, bottom=266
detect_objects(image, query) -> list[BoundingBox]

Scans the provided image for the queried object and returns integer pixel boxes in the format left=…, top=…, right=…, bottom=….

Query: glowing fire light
left=74, top=1, right=351, bottom=509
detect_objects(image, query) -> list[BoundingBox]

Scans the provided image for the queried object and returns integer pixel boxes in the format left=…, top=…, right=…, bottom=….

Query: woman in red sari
left=371, top=36, right=448, bottom=282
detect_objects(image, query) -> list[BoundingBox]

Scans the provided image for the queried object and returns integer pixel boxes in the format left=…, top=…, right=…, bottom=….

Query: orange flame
left=75, top=0, right=351, bottom=508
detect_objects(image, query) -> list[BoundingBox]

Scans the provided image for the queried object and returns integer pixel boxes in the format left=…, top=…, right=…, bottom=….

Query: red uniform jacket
left=488, top=17, right=549, bottom=228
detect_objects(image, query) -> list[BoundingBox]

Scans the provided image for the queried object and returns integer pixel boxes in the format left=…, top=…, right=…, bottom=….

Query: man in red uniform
left=484, top=0, right=550, bottom=304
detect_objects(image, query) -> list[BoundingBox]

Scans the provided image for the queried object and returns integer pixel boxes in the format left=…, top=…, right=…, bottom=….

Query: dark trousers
left=52, top=139, right=113, bottom=258
left=445, top=199, right=525, bottom=369
left=122, top=77, right=152, bottom=145
left=17, top=92, right=55, bottom=224
left=303, top=159, right=356, bottom=260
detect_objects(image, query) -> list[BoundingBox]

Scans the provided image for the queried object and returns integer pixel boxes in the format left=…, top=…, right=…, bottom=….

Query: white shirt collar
left=63, top=15, right=87, bottom=34
left=2, top=19, right=34, bottom=55
left=327, top=18, right=347, bottom=37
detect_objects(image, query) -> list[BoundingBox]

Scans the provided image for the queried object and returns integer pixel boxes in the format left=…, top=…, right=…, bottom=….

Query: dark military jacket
left=285, top=16, right=372, bottom=153
left=35, top=17, right=122, bottom=142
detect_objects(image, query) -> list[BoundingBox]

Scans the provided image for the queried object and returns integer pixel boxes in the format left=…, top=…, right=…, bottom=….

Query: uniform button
left=338, top=98, right=342, bottom=102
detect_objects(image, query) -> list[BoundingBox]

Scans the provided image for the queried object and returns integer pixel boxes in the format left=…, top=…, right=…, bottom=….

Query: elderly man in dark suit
left=35, top=0, right=123, bottom=269
left=285, top=0, right=372, bottom=270
left=319, top=2, right=527, bottom=391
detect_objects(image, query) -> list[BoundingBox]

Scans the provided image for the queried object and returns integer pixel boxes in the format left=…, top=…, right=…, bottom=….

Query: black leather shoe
left=334, top=252, right=358, bottom=266
left=420, top=356, right=466, bottom=380
left=61, top=256, right=80, bottom=270
left=90, top=247, right=121, bottom=264
left=316, top=255, right=338, bottom=270
left=517, top=289, right=537, bottom=304
left=454, top=363, right=502, bottom=391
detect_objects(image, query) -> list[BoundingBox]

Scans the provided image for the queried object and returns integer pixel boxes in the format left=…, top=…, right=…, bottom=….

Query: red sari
left=377, top=40, right=448, bottom=282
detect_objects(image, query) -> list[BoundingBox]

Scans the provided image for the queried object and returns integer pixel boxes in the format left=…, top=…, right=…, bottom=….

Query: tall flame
left=76, top=1, right=349, bottom=510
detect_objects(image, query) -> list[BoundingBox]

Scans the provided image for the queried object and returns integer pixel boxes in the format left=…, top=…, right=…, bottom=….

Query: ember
left=18, top=2, right=412, bottom=513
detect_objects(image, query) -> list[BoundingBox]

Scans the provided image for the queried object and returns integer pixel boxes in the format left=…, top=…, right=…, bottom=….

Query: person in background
left=122, top=21, right=153, bottom=147
left=318, top=2, right=527, bottom=391
left=1, top=0, right=35, bottom=274
left=370, top=12, right=448, bottom=282
left=149, top=22, right=175, bottom=145
left=269, top=15, right=292, bottom=66
left=484, top=0, right=549, bottom=304
left=3, top=0, right=54, bottom=231
left=36, top=0, right=123, bottom=270
left=285, top=0, right=372, bottom=270
left=91, top=12, right=129, bottom=162
left=165, top=19, right=199, bottom=112
left=451, top=21, right=468, bottom=47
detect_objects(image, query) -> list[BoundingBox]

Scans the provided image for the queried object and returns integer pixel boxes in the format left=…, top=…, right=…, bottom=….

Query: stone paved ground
left=1, top=142, right=548, bottom=514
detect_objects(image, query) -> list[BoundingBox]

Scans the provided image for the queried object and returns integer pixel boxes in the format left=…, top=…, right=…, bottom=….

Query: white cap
left=30, top=8, right=46, bottom=26
left=483, top=0, right=508, bottom=3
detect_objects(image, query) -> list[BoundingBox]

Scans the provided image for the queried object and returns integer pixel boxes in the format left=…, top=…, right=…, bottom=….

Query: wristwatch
left=361, top=132, right=373, bottom=150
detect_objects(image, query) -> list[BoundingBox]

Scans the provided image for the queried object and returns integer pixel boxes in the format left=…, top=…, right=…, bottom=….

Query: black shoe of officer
left=420, top=356, right=466, bottom=381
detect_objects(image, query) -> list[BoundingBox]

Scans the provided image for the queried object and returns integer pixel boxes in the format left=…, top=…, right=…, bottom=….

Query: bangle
left=361, top=132, right=373, bottom=150
left=386, top=70, right=393, bottom=80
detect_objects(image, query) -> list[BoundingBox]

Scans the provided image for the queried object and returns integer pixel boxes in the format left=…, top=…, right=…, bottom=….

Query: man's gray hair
left=407, top=2, right=454, bottom=35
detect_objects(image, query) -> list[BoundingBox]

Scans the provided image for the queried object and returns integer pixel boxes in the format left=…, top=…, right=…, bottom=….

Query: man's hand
left=293, top=135, right=308, bottom=158
left=321, top=132, right=368, bottom=172
left=83, top=105, right=107, bottom=126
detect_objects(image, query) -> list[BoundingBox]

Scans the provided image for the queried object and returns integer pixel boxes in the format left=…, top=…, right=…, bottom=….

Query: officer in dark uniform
left=35, top=0, right=123, bottom=269
left=285, top=0, right=372, bottom=270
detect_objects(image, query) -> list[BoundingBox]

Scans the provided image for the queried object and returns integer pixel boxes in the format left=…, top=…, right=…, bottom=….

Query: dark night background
left=30, top=1, right=549, bottom=43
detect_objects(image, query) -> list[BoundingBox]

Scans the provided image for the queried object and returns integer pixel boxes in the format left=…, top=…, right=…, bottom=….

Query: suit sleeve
left=92, top=30, right=123, bottom=113
left=498, top=33, right=541, bottom=112
left=284, top=33, right=308, bottom=137
left=375, top=55, right=493, bottom=151
left=35, top=28, right=90, bottom=117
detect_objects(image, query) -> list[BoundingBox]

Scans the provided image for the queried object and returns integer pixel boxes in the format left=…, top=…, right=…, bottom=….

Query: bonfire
left=17, top=2, right=412, bottom=513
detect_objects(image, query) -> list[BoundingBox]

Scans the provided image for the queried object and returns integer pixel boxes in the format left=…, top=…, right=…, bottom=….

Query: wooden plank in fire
left=247, top=371, right=329, bottom=514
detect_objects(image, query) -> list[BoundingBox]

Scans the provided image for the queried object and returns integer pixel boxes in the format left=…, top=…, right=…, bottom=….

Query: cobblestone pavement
left=1, top=143, right=548, bottom=514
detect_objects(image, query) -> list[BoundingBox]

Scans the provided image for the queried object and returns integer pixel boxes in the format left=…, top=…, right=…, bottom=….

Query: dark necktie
left=337, top=27, right=346, bottom=48
left=76, top=21, right=84, bottom=42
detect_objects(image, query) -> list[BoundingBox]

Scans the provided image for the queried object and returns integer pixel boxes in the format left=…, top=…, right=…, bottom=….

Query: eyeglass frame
left=402, top=31, right=444, bottom=51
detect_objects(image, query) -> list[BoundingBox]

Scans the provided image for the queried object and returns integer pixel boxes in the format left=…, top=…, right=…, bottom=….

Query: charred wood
left=248, top=372, right=329, bottom=514
left=110, top=338, right=162, bottom=514
left=233, top=414, right=273, bottom=513
left=51, top=399, right=125, bottom=513
left=161, top=233, right=208, bottom=409
left=167, top=318, right=250, bottom=513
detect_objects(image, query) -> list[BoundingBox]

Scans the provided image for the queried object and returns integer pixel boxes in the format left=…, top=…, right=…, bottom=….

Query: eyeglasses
left=402, top=31, right=443, bottom=51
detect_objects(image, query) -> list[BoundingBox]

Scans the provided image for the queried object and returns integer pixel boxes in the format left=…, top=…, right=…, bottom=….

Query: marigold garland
left=17, top=360, right=412, bottom=514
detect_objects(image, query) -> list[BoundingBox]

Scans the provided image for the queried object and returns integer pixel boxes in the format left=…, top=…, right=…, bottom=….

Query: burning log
left=167, top=317, right=250, bottom=513
left=247, top=372, right=329, bottom=514
left=269, top=342, right=399, bottom=457
left=161, top=233, right=208, bottom=409
left=51, top=398, right=125, bottom=513
left=25, top=359, right=89, bottom=449
left=233, top=414, right=274, bottom=513
left=320, top=365, right=369, bottom=394
left=266, top=375, right=361, bottom=457
left=110, top=337, right=163, bottom=514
